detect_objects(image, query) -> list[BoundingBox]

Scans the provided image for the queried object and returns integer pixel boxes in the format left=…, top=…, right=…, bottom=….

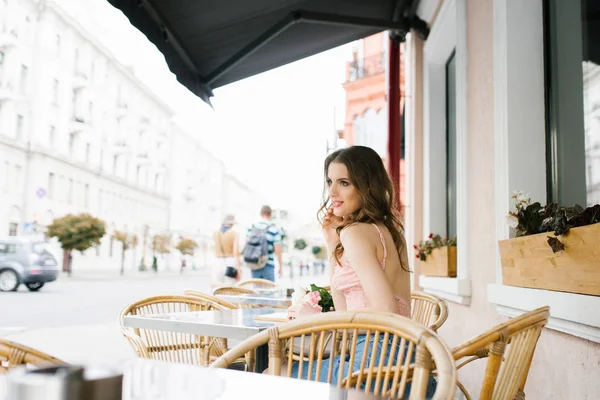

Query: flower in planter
left=506, top=190, right=600, bottom=252
left=414, top=234, right=457, bottom=262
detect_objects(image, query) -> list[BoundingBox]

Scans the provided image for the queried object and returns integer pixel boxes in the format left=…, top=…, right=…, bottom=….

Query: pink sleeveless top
left=332, top=224, right=410, bottom=317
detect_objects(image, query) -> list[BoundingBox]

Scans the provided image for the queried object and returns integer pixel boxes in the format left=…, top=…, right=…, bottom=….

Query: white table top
left=216, top=291, right=292, bottom=307
left=0, top=359, right=382, bottom=400
left=123, top=307, right=281, bottom=340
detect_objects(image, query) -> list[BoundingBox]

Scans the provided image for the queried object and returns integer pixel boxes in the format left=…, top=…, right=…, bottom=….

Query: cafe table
left=0, top=359, right=382, bottom=399
left=122, top=307, right=285, bottom=373
left=215, top=289, right=293, bottom=308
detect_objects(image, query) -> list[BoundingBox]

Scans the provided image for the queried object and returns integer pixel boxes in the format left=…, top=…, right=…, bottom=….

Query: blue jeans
left=290, top=334, right=437, bottom=398
left=251, top=264, right=275, bottom=281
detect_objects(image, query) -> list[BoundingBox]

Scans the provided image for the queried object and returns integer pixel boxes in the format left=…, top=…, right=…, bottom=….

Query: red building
left=342, top=33, right=406, bottom=213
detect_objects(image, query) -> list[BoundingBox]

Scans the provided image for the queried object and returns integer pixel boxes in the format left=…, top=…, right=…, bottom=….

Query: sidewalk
left=60, top=267, right=210, bottom=281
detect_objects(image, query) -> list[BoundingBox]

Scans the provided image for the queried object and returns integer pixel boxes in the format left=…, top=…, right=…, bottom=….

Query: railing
left=347, top=52, right=385, bottom=82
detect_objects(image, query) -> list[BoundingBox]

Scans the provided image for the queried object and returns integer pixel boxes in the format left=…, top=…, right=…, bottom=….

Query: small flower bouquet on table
left=288, top=284, right=334, bottom=320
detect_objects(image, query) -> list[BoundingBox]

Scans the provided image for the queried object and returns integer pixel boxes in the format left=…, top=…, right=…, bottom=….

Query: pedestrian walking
left=213, top=214, right=241, bottom=287
left=242, top=205, right=283, bottom=282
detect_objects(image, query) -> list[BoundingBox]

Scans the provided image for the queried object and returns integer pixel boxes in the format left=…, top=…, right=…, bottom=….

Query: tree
left=175, top=238, right=197, bottom=273
left=175, top=238, right=198, bottom=256
left=294, top=238, right=307, bottom=251
left=150, top=234, right=171, bottom=271
left=113, top=230, right=138, bottom=276
left=47, top=213, right=106, bottom=276
left=311, top=245, right=326, bottom=258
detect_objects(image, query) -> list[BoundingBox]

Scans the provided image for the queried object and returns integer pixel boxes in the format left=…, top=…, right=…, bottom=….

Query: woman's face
left=327, top=162, right=362, bottom=217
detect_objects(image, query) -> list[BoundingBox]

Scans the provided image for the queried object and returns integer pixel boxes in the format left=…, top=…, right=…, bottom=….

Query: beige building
left=404, top=0, right=600, bottom=397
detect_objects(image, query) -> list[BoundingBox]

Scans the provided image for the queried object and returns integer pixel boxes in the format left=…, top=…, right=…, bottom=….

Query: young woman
left=288, top=146, right=436, bottom=395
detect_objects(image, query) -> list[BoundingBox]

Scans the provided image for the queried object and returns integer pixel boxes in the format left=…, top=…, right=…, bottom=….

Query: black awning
left=106, top=0, right=427, bottom=104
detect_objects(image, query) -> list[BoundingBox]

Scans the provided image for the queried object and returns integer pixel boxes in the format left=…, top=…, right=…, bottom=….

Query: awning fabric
left=106, top=0, right=425, bottom=104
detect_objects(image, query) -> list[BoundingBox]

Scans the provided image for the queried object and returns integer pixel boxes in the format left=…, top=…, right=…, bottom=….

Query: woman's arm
left=340, top=224, right=397, bottom=314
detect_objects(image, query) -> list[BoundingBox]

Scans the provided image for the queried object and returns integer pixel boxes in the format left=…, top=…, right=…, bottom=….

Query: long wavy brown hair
left=317, top=146, right=409, bottom=272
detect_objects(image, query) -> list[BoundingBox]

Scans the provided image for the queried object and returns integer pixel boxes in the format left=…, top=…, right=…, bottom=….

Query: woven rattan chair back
left=212, top=286, right=262, bottom=309
left=212, top=312, right=455, bottom=399
left=213, top=286, right=257, bottom=296
left=411, top=291, right=449, bottom=331
left=0, top=338, right=66, bottom=374
left=184, top=289, right=238, bottom=309
left=237, top=278, right=278, bottom=289
left=119, top=295, right=227, bottom=366
left=451, top=306, right=550, bottom=400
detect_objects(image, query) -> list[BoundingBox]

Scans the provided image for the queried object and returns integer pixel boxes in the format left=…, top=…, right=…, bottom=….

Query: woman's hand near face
left=322, top=207, right=343, bottom=251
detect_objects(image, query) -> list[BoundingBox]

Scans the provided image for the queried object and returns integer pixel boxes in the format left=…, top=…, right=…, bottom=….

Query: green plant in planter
left=506, top=191, right=600, bottom=252
left=414, top=234, right=457, bottom=261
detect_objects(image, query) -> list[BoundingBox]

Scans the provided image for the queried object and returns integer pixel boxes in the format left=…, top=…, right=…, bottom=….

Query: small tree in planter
left=414, top=234, right=457, bottom=277
left=113, top=230, right=138, bottom=276
left=150, top=234, right=171, bottom=272
left=500, top=191, right=600, bottom=295
left=47, top=213, right=106, bottom=276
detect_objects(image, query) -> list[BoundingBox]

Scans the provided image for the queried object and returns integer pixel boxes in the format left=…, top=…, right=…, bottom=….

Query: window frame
left=419, top=0, right=471, bottom=304
left=490, top=0, right=600, bottom=343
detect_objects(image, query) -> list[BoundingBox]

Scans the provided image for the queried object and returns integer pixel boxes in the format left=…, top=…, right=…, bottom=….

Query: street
left=0, top=266, right=327, bottom=366
left=0, top=270, right=215, bottom=365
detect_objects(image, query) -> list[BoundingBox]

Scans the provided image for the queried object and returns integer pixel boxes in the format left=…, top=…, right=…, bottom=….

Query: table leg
left=255, top=343, right=269, bottom=373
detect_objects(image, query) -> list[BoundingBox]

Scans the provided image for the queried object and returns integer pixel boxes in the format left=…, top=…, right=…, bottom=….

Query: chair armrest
left=121, top=329, right=150, bottom=358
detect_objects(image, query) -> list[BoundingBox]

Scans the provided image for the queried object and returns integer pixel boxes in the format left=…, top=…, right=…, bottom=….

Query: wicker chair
left=0, top=338, right=66, bottom=374
left=411, top=291, right=449, bottom=331
left=451, top=306, right=550, bottom=400
left=212, top=311, right=456, bottom=399
left=184, top=289, right=239, bottom=309
left=119, top=295, right=230, bottom=366
left=237, top=278, right=278, bottom=289
left=213, top=286, right=257, bottom=296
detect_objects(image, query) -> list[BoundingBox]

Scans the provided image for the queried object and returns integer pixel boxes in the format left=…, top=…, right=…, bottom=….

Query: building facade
left=403, top=0, right=600, bottom=397
left=342, top=33, right=406, bottom=211
left=0, top=0, right=257, bottom=273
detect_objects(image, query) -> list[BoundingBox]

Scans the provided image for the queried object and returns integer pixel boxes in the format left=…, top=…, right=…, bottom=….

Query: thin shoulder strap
left=372, top=223, right=387, bottom=269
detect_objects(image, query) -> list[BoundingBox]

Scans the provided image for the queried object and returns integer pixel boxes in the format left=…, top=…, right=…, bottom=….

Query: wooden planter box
left=419, top=246, right=457, bottom=277
left=499, top=222, right=600, bottom=296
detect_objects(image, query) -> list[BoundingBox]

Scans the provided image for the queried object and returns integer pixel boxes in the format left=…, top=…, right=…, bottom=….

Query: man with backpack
left=242, top=205, right=283, bottom=281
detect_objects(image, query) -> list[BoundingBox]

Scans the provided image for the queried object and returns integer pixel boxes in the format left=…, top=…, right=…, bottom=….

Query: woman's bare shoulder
left=339, top=222, right=376, bottom=243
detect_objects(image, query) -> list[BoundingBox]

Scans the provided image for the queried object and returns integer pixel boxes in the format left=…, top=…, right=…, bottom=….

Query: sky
left=56, top=0, right=350, bottom=222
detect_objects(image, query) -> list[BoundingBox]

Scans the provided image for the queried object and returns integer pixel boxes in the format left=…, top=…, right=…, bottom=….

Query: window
left=14, top=164, right=21, bottom=190
left=418, top=0, right=470, bottom=304
left=2, top=162, right=8, bottom=192
left=48, top=173, right=54, bottom=199
left=85, top=143, right=90, bottom=163
left=49, top=125, right=55, bottom=146
left=19, top=65, right=27, bottom=94
left=136, top=165, right=140, bottom=183
left=0, top=243, right=18, bottom=253
left=68, top=178, right=73, bottom=204
left=88, top=101, right=93, bottom=122
left=84, top=184, right=89, bottom=207
left=99, top=150, right=104, bottom=170
left=446, top=51, right=458, bottom=238
left=69, top=133, right=75, bottom=156
left=8, top=223, right=17, bottom=236
left=52, top=79, right=59, bottom=104
left=113, top=155, right=118, bottom=173
left=545, top=0, right=598, bottom=206
left=16, top=114, right=23, bottom=139
left=55, top=34, right=60, bottom=51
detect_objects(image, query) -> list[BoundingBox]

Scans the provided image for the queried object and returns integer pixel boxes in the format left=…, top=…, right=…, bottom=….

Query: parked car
left=0, top=237, right=59, bottom=292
